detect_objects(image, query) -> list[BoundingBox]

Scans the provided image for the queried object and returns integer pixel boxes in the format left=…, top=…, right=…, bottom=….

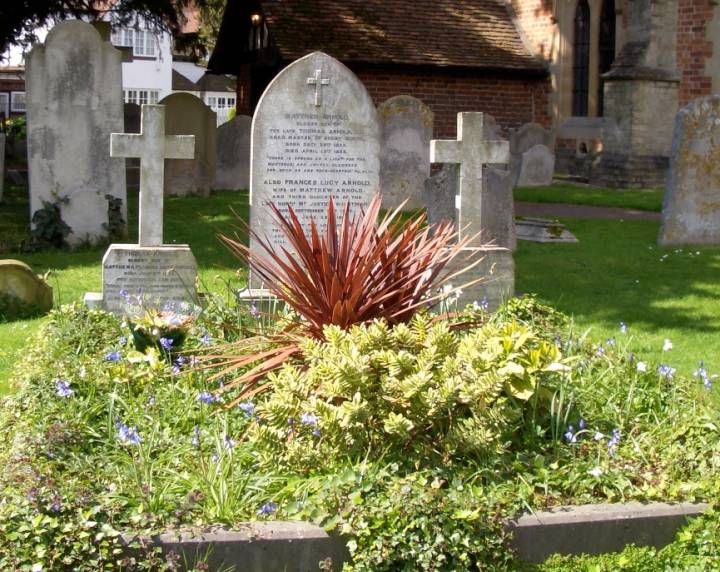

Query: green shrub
left=246, top=313, right=569, bottom=472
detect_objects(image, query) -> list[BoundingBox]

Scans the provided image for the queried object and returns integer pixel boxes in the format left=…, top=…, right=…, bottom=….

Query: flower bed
left=0, top=297, right=718, bottom=570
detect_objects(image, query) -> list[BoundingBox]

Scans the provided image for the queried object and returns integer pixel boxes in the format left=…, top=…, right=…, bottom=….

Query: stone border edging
left=120, top=502, right=709, bottom=569
left=507, top=501, right=709, bottom=564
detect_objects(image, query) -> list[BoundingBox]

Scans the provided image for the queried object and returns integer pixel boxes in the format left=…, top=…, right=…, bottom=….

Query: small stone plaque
left=102, top=244, right=197, bottom=315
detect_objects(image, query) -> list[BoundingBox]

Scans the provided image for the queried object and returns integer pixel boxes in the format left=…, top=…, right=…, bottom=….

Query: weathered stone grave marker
left=85, top=105, right=198, bottom=315
left=659, top=95, right=720, bottom=246
left=0, top=259, right=53, bottom=315
left=214, top=115, right=251, bottom=190
left=26, top=20, right=126, bottom=247
left=159, top=93, right=216, bottom=197
left=509, top=123, right=555, bottom=187
left=378, top=95, right=433, bottom=210
left=430, top=112, right=514, bottom=309
left=248, top=51, right=380, bottom=289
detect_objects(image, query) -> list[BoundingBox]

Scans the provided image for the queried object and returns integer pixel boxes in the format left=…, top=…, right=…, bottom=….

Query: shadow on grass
left=516, top=218, right=720, bottom=334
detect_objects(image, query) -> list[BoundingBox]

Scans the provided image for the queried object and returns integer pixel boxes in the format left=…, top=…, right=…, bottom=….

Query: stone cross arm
left=109, top=104, right=195, bottom=247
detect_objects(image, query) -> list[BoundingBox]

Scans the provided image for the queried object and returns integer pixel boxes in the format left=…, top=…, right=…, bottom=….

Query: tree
left=0, top=0, right=209, bottom=56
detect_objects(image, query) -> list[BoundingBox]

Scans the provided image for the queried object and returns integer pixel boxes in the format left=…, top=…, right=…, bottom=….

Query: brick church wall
left=352, top=66, right=551, bottom=139
left=676, top=0, right=715, bottom=106
left=509, top=0, right=556, bottom=62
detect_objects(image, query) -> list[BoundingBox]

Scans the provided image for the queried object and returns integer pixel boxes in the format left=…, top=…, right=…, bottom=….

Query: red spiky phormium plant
left=203, top=194, right=482, bottom=404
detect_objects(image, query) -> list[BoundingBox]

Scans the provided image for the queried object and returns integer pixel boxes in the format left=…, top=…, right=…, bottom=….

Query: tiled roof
left=258, top=0, right=544, bottom=71
left=172, top=69, right=198, bottom=91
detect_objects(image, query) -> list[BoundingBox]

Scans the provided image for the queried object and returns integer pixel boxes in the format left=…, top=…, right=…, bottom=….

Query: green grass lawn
left=514, top=183, right=664, bottom=212
left=1, top=183, right=718, bottom=393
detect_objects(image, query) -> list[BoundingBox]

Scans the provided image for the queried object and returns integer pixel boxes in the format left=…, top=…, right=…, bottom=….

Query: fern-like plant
left=202, top=195, right=483, bottom=404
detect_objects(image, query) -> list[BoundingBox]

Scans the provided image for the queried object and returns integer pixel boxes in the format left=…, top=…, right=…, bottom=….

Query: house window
left=572, top=0, right=591, bottom=117
left=597, top=0, right=616, bottom=117
left=111, top=28, right=157, bottom=57
left=124, top=89, right=159, bottom=105
left=10, top=91, right=26, bottom=112
left=0, top=93, right=8, bottom=119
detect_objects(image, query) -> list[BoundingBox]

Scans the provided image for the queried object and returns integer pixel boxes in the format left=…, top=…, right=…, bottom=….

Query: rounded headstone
left=214, top=115, right=251, bottom=190
left=378, top=95, right=433, bottom=210
left=660, top=95, right=720, bottom=245
left=159, top=93, right=217, bottom=197
left=0, top=259, right=53, bottom=314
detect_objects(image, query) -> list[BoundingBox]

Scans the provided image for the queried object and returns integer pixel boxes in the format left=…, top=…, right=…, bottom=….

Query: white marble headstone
left=26, top=20, right=126, bottom=245
left=249, top=51, right=380, bottom=286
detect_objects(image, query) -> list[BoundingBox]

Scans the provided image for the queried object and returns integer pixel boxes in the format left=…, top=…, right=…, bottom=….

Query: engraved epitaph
left=430, top=113, right=509, bottom=247
left=249, top=51, right=380, bottom=287
left=86, top=104, right=199, bottom=315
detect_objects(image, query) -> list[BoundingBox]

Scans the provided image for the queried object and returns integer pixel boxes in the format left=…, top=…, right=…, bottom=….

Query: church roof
left=208, top=0, right=546, bottom=74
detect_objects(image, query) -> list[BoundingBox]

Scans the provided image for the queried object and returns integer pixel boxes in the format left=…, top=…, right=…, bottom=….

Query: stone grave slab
left=85, top=104, right=198, bottom=314
left=249, top=51, right=380, bottom=288
left=659, top=95, right=720, bottom=246
left=509, top=123, right=555, bottom=187
left=214, top=115, right=251, bottom=190
left=378, top=95, right=433, bottom=210
left=423, top=164, right=457, bottom=228
left=160, top=93, right=216, bottom=197
left=515, top=217, right=578, bottom=243
left=430, top=112, right=514, bottom=310
left=26, top=20, right=126, bottom=244
left=59, top=186, right=109, bottom=247
left=0, top=259, right=53, bottom=313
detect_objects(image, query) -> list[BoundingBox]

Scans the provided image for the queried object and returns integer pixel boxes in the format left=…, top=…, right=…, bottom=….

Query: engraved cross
left=306, top=68, right=330, bottom=107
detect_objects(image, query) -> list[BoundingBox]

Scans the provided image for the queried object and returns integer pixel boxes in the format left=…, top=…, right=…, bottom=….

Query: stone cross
left=430, top=112, right=509, bottom=246
left=306, top=69, right=330, bottom=107
left=111, top=105, right=194, bottom=247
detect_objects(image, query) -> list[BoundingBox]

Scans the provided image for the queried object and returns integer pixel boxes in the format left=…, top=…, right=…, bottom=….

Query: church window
left=597, top=0, right=616, bottom=116
left=572, top=0, right=591, bottom=117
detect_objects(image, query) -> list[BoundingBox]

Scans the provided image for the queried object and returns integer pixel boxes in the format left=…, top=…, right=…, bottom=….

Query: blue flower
left=607, top=428, right=621, bottom=456
left=564, top=425, right=576, bottom=443
left=312, top=427, right=321, bottom=438
left=238, top=401, right=255, bottom=417
left=224, top=435, right=236, bottom=450
left=54, top=379, right=74, bottom=398
left=658, top=364, right=676, bottom=379
left=595, top=345, right=605, bottom=357
left=300, top=412, right=318, bottom=427
left=619, top=322, right=628, bottom=334
left=256, top=502, right=278, bottom=516
left=119, top=289, right=130, bottom=301
left=116, top=421, right=142, bottom=445
left=197, top=391, right=219, bottom=405
left=191, top=426, right=201, bottom=446
left=146, top=395, right=156, bottom=408
left=200, top=333, right=212, bottom=346
left=119, top=335, right=128, bottom=345
left=578, top=419, right=586, bottom=430
left=159, top=337, right=173, bottom=351
left=105, top=351, right=121, bottom=362
left=250, top=302, right=260, bottom=318
left=606, top=337, right=616, bottom=347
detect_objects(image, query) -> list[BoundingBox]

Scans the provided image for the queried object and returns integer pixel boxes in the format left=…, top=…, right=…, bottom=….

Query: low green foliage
left=1, top=296, right=718, bottom=569
left=30, top=199, right=72, bottom=249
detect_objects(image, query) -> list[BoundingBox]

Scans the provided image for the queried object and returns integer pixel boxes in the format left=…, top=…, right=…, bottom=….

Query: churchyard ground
left=1, top=182, right=718, bottom=393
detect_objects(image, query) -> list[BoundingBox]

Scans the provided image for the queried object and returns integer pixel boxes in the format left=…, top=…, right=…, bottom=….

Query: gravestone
left=424, top=164, right=516, bottom=251
left=430, top=112, right=514, bottom=310
left=509, top=123, right=555, bottom=187
left=659, top=96, right=720, bottom=246
left=84, top=105, right=198, bottom=315
left=378, top=95, right=433, bottom=210
left=159, top=93, right=216, bottom=197
left=0, top=259, right=53, bottom=313
left=124, top=103, right=142, bottom=192
left=249, top=51, right=380, bottom=288
left=214, top=115, right=251, bottom=190
left=515, top=218, right=578, bottom=243
left=59, top=186, right=109, bottom=245
left=0, top=133, right=4, bottom=203
left=26, top=20, right=126, bottom=246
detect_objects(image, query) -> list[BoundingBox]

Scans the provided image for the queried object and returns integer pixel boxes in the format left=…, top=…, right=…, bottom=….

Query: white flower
left=663, top=339, right=673, bottom=352
left=594, top=431, right=604, bottom=441
left=636, top=362, right=648, bottom=373
left=32, top=564, right=43, bottom=572
left=588, top=467, right=603, bottom=478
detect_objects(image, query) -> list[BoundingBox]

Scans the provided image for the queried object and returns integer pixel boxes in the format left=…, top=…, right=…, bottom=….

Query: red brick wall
left=509, top=0, right=556, bottom=62
left=676, top=0, right=715, bottom=106
left=352, top=66, right=550, bottom=139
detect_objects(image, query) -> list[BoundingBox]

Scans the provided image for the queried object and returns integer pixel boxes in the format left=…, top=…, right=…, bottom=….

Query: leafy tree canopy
left=0, top=0, right=212, bottom=56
